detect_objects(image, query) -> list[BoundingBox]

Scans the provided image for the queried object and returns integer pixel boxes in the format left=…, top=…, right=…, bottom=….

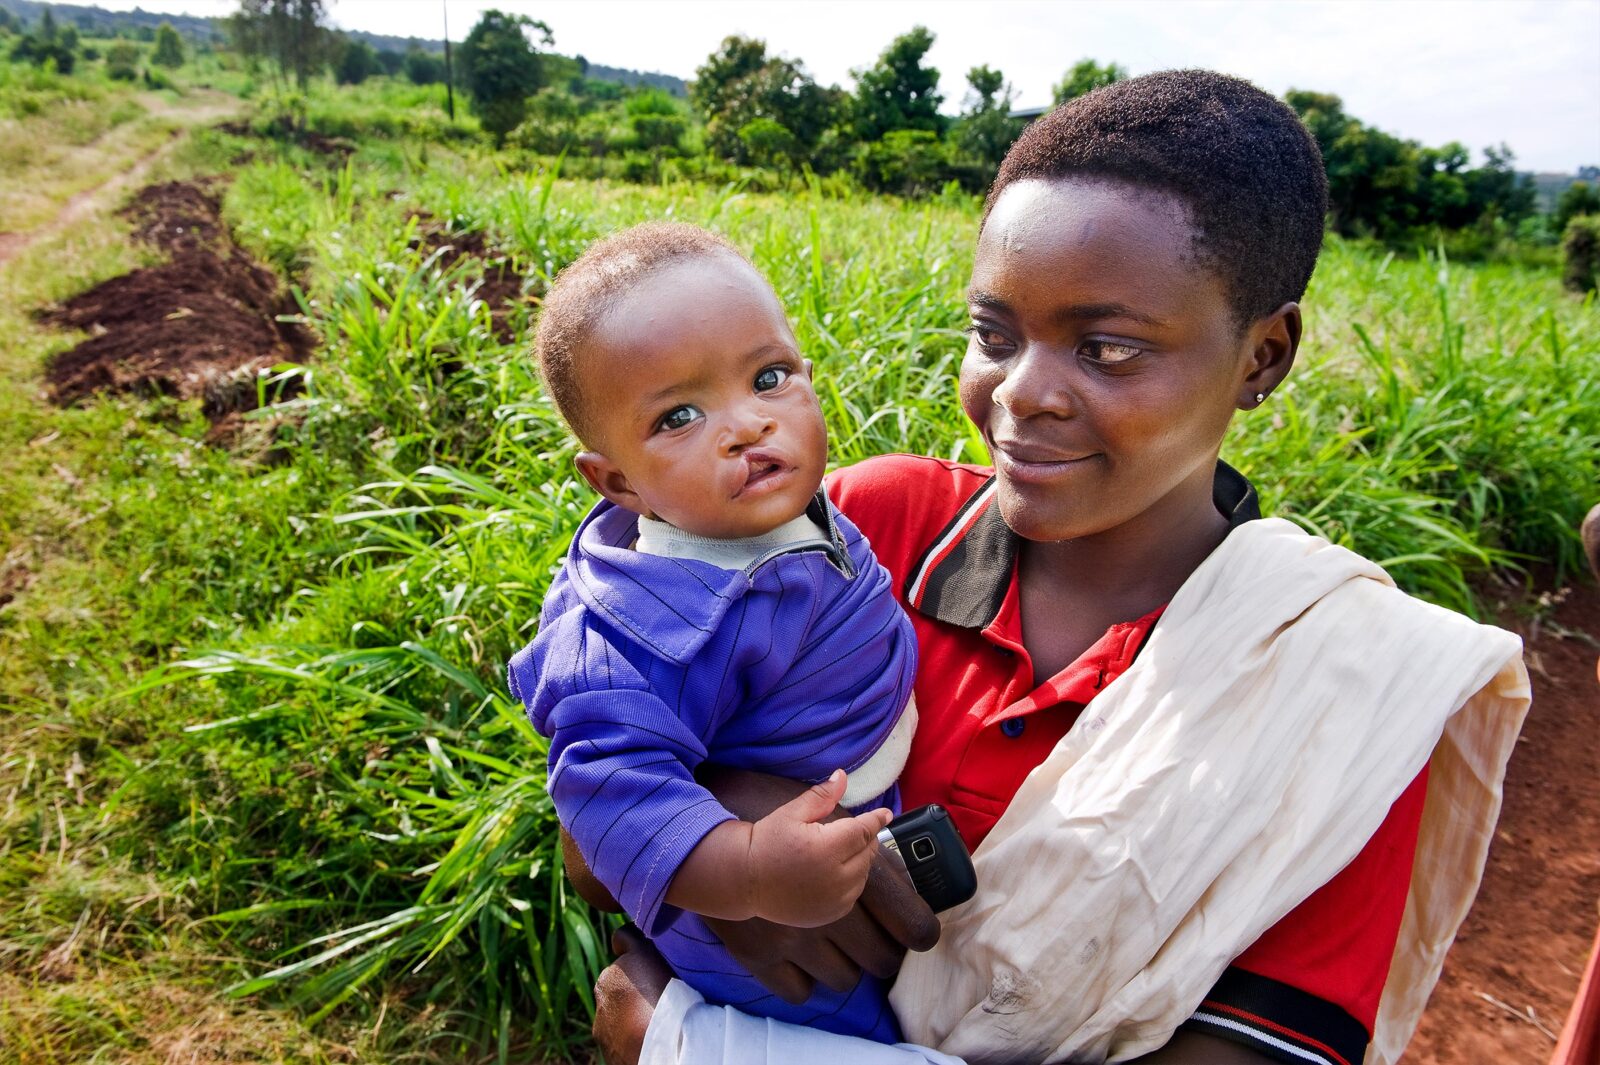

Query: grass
left=0, top=71, right=1597, bottom=1063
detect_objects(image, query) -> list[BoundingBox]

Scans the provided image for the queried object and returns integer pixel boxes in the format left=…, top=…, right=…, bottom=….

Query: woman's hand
left=593, top=924, right=672, bottom=1065
left=697, top=764, right=940, bottom=1002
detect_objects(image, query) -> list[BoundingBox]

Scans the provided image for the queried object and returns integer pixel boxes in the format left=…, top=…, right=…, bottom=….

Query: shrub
left=106, top=40, right=139, bottom=81
left=152, top=21, right=184, bottom=67
left=855, top=129, right=951, bottom=197
left=1563, top=215, right=1600, bottom=294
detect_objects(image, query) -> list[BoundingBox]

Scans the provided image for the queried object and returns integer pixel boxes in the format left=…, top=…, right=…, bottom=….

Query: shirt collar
left=565, top=491, right=850, bottom=664
left=904, top=459, right=1261, bottom=630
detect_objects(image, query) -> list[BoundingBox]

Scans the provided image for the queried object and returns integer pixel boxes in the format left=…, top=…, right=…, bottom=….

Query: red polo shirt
left=829, top=454, right=1429, bottom=1065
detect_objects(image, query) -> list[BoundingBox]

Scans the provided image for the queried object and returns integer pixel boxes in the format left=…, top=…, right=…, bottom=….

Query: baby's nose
left=724, top=409, right=777, bottom=450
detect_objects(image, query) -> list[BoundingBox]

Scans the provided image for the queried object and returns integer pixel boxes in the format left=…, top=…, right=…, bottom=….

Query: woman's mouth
left=992, top=441, right=1099, bottom=484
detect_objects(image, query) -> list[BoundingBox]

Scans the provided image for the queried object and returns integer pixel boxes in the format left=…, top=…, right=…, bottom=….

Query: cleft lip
left=734, top=449, right=792, bottom=496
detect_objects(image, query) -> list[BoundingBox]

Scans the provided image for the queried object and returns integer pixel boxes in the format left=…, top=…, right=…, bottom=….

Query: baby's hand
left=746, top=769, right=894, bottom=928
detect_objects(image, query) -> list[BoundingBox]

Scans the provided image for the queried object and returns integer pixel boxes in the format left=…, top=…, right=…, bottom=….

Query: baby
left=507, top=222, right=918, bottom=1041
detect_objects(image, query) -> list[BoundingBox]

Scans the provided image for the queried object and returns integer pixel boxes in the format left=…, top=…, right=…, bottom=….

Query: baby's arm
left=528, top=615, right=885, bottom=932
left=667, top=769, right=892, bottom=927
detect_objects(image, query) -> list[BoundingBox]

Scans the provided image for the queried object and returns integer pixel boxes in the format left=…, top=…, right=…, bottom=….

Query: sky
left=92, top=0, right=1600, bottom=172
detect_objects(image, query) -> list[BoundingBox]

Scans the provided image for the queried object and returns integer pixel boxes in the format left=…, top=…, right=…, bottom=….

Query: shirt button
left=999, top=718, right=1026, bottom=738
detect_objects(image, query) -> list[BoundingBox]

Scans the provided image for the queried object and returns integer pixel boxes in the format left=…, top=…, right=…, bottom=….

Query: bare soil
left=1409, top=577, right=1600, bottom=1062
left=40, top=180, right=315, bottom=417
left=407, top=210, right=530, bottom=341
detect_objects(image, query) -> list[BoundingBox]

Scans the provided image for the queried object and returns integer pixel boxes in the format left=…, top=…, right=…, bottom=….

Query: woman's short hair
left=987, top=69, right=1329, bottom=328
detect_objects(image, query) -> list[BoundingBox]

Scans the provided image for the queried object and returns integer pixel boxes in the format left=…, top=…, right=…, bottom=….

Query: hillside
left=0, top=0, right=690, bottom=95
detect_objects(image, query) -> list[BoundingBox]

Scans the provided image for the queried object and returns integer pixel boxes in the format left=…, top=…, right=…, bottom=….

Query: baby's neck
left=634, top=511, right=829, bottom=571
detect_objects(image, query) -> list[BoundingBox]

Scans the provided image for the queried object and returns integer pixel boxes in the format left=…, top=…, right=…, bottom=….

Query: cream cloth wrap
left=639, top=517, right=1529, bottom=1065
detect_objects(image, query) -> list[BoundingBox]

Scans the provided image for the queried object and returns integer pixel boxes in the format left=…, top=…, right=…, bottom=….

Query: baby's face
left=573, top=253, right=828, bottom=539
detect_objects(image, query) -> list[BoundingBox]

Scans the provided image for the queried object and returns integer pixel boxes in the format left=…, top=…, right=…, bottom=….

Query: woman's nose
left=991, top=347, right=1074, bottom=420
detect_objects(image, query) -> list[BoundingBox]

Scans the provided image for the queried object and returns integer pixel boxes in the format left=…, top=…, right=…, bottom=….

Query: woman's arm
left=593, top=943, right=1273, bottom=1065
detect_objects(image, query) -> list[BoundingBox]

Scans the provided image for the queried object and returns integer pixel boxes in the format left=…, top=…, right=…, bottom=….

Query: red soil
left=1408, top=577, right=1600, bottom=1062
left=41, top=181, right=315, bottom=416
left=406, top=211, right=530, bottom=342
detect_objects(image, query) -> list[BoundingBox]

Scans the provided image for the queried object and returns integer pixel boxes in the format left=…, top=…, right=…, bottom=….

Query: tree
left=691, top=36, right=768, bottom=120
left=1555, top=180, right=1600, bottom=233
left=8, top=10, right=76, bottom=73
left=1465, top=143, right=1536, bottom=225
left=335, top=36, right=378, bottom=84
left=738, top=117, right=800, bottom=171
left=691, top=36, right=844, bottom=169
left=853, top=27, right=944, bottom=141
left=105, top=39, right=139, bottom=80
left=404, top=47, right=444, bottom=85
left=626, top=89, right=688, bottom=153
left=856, top=129, right=951, bottom=196
left=152, top=22, right=185, bottom=67
left=375, top=48, right=404, bottom=76
left=955, top=64, right=1021, bottom=177
left=458, top=9, right=553, bottom=146
left=227, top=0, right=335, bottom=91
left=1052, top=59, right=1126, bottom=105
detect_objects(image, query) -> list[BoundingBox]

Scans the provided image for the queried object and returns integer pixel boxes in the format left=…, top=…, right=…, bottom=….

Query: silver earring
left=1255, top=392, right=1266, bottom=404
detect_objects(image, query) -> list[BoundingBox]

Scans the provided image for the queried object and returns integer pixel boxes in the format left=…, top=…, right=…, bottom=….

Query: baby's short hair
left=536, top=221, right=748, bottom=446
left=987, top=69, right=1328, bottom=328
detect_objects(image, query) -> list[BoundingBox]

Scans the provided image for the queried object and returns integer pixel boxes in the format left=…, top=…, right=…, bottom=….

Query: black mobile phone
left=877, top=803, right=977, bottom=913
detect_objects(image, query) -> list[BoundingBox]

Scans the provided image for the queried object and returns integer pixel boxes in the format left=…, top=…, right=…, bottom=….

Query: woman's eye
left=1082, top=340, right=1143, bottom=364
left=966, top=324, right=1012, bottom=352
left=754, top=366, right=791, bottom=392
left=657, top=405, right=702, bottom=432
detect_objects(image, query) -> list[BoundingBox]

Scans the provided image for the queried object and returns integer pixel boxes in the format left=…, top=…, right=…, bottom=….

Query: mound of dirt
left=407, top=212, right=529, bottom=342
left=41, top=181, right=315, bottom=414
left=121, top=179, right=229, bottom=254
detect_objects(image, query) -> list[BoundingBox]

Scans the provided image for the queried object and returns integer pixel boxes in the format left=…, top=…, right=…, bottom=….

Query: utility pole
left=442, top=0, right=455, bottom=121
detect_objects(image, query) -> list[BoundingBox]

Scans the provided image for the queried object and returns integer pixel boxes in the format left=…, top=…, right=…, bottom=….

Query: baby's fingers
left=818, top=807, right=893, bottom=859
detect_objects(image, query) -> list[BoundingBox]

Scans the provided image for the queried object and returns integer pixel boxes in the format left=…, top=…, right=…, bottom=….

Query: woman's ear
left=1237, top=302, right=1302, bottom=410
left=575, top=451, right=652, bottom=518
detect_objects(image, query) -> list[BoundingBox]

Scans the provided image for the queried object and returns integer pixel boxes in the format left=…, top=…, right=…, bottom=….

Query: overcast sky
left=94, top=0, right=1600, bottom=172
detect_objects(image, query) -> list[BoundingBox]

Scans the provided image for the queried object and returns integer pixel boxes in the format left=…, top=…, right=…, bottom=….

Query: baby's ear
left=575, top=451, right=651, bottom=517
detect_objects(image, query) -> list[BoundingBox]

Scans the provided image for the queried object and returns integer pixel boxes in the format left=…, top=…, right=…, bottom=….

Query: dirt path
left=0, top=89, right=243, bottom=268
left=1409, top=578, right=1600, bottom=1062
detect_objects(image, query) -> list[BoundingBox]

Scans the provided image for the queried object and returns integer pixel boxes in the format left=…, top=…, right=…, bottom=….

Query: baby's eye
left=754, top=366, right=791, bottom=392
left=1081, top=340, right=1144, bottom=364
left=657, top=405, right=702, bottom=432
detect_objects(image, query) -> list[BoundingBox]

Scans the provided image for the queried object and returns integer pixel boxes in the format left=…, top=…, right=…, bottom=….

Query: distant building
left=1010, top=105, right=1051, bottom=124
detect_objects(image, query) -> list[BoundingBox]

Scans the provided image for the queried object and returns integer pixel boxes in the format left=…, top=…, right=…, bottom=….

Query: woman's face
left=961, top=177, right=1272, bottom=543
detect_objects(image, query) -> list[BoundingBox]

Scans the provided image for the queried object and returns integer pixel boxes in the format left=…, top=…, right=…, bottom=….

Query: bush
left=619, top=149, right=658, bottom=183
left=1563, top=215, right=1600, bottom=294
left=404, top=49, right=445, bottom=85
left=106, top=40, right=139, bottom=81
left=855, top=129, right=952, bottom=197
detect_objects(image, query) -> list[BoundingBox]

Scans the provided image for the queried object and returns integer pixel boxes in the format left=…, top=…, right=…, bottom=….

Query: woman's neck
left=1017, top=461, right=1230, bottom=680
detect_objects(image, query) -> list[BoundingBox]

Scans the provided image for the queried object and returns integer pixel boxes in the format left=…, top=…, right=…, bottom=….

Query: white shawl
left=890, top=517, right=1530, bottom=1064
left=639, top=517, right=1530, bottom=1065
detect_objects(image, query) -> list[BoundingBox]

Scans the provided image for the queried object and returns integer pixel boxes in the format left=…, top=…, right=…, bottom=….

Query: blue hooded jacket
left=508, top=491, right=916, bottom=1041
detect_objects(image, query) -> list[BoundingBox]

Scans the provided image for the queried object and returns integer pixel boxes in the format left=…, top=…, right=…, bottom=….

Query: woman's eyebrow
left=966, top=290, right=1166, bottom=328
left=1053, top=302, right=1167, bottom=328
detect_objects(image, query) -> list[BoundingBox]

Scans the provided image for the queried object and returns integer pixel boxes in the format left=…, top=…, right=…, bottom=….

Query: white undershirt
left=634, top=512, right=831, bottom=571
left=633, top=509, right=917, bottom=808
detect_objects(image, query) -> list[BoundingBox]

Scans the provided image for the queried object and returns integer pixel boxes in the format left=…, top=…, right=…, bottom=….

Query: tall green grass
left=4, top=111, right=1597, bottom=1062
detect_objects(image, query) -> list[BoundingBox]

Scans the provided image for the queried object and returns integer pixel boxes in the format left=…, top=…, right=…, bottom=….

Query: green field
left=2, top=70, right=1598, bottom=1064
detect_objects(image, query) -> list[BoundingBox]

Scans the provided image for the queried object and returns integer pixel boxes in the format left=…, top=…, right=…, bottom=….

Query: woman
left=581, top=70, right=1529, bottom=1065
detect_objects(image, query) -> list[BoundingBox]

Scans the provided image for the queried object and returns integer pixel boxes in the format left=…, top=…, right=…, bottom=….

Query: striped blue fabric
left=508, top=494, right=917, bottom=1041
